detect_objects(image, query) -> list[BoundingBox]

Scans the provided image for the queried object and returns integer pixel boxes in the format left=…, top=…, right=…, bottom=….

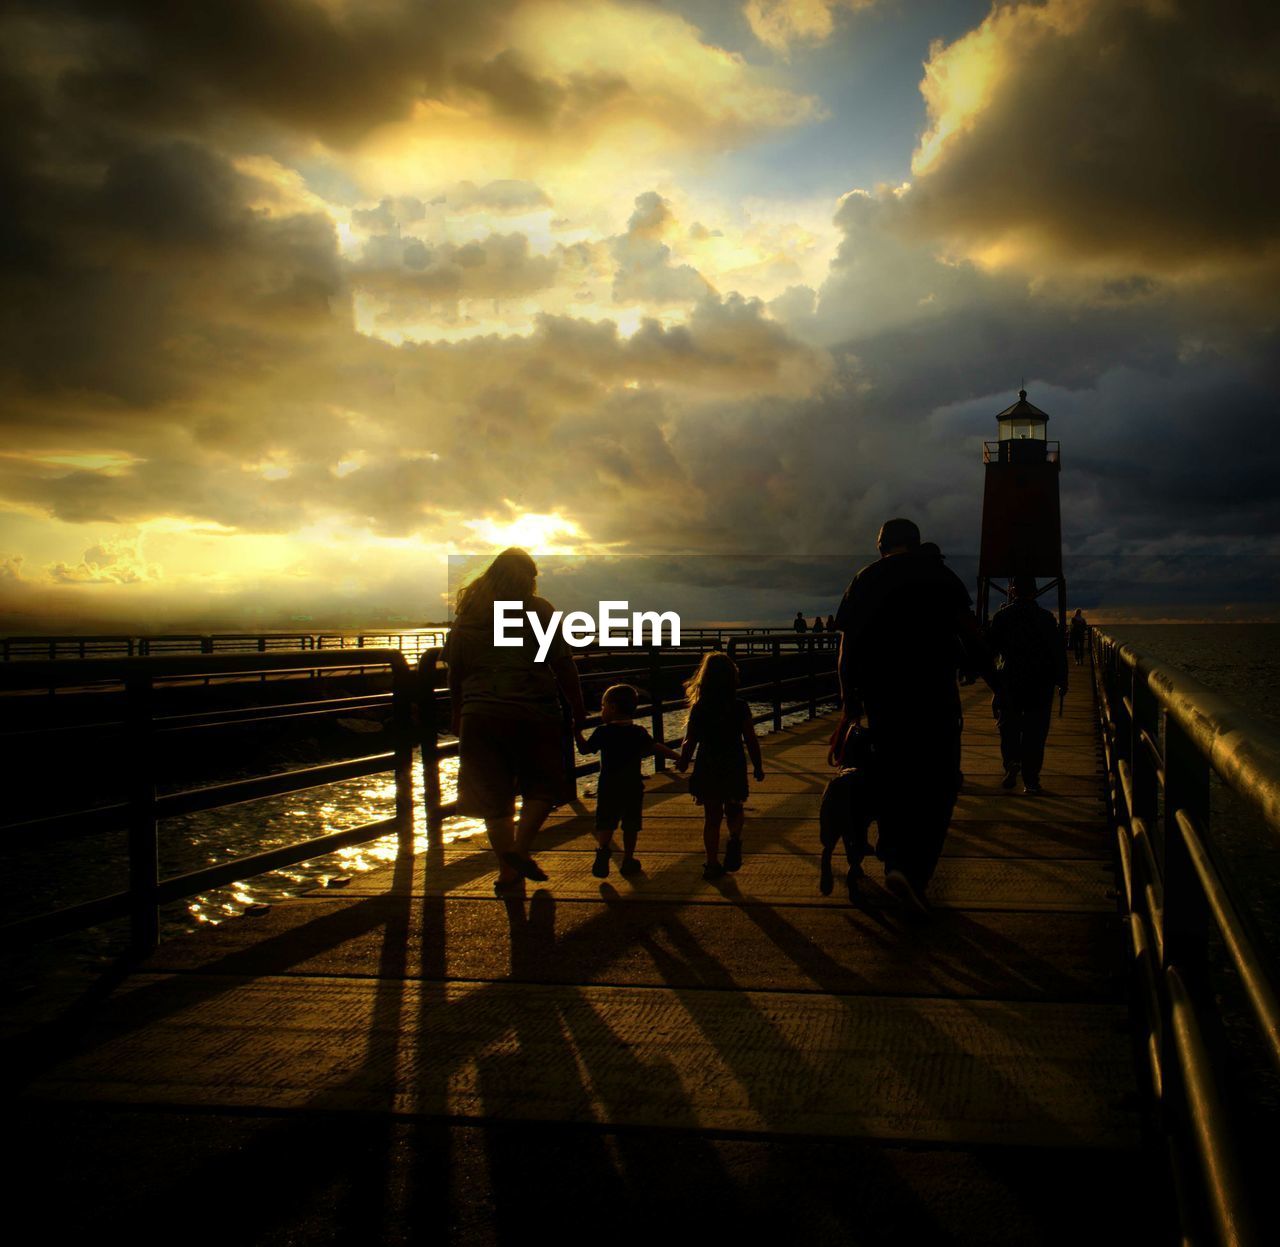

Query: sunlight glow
left=463, top=510, right=586, bottom=553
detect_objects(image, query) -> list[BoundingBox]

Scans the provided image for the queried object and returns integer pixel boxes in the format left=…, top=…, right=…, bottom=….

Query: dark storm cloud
left=36, top=0, right=520, bottom=147
left=907, top=0, right=1280, bottom=272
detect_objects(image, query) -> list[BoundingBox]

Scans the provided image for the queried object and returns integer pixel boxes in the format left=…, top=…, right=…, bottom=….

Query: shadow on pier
left=5, top=669, right=1164, bottom=1245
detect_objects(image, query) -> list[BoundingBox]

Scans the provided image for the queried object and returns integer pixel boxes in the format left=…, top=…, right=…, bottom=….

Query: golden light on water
left=183, top=755, right=486, bottom=928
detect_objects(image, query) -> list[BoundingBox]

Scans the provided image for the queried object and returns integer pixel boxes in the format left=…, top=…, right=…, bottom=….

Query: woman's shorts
left=457, top=712, right=565, bottom=820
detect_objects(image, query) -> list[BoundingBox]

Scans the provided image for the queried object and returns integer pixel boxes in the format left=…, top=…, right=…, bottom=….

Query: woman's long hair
left=684, top=651, right=738, bottom=709
left=454, top=547, right=538, bottom=624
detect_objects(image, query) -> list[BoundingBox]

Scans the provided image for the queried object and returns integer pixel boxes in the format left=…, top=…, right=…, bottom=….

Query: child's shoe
left=724, top=836, right=743, bottom=872
left=619, top=856, right=642, bottom=876
left=702, top=860, right=726, bottom=881
left=592, top=847, right=610, bottom=878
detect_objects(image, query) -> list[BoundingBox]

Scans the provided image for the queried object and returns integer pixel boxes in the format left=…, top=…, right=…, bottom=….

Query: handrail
left=1, top=649, right=417, bottom=952
left=5, top=637, right=839, bottom=950
left=1093, top=628, right=1278, bottom=1245
left=1, top=626, right=831, bottom=662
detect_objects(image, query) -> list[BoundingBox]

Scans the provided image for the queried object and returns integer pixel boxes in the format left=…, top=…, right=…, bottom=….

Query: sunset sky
left=1, top=0, right=1277, bottom=630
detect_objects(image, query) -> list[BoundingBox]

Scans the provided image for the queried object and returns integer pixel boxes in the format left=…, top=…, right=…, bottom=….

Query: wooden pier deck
left=11, top=680, right=1158, bottom=1245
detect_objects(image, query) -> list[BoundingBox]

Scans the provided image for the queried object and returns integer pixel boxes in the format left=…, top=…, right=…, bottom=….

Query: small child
left=676, top=652, right=764, bottom=880
left=577, top=684, right=679, bottom=878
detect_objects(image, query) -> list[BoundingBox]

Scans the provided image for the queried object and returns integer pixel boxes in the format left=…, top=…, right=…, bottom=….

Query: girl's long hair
left=684, top=651, right=738, bottom=709
left=454, top=547, right=538, bottom=624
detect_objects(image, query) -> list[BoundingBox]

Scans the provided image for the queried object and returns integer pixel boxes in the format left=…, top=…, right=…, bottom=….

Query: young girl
left=677, top=652, right=765, bottom=880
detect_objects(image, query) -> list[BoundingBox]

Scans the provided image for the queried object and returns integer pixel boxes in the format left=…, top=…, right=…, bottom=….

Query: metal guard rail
left=1093, top=628, right=1280, bottom=1246
left=1, top=649, right=419, bottom=951
left=4, top=637, right=839, bottom=952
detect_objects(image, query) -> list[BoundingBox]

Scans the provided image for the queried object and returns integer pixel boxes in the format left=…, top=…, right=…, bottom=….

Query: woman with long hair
left=444, top=547, right=587, bottom=895
left=676, top=651, right=764, bottom=880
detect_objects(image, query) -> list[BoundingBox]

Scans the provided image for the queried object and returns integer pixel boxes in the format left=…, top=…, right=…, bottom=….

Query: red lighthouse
left=977, top=389, right=1065, bottom=631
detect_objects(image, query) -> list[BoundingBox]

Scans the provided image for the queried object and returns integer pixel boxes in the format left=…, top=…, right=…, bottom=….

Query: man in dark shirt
left=990, top=578, right=1069, bottom=794
left=834, top=518, right=996, bottom=914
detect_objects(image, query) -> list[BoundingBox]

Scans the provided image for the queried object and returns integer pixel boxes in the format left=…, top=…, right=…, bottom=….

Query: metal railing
left=1093, top=629, right=1280, bottom=1246
left=3, top=632, right=839, bottom=950
left=982, top=439, right=1061, bottom=464
left=1, top=631, right=449, bottom=662
left=1, top=650, right=418, bottom=952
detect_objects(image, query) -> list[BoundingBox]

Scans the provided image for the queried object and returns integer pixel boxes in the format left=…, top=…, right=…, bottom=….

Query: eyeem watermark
left=494, top=600, right=681, bottom=661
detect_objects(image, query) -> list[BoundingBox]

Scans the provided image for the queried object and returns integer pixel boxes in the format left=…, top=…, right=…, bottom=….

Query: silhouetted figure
left=1069, top=609, right=1088, bottom=666
left=989, top=577, right=1069, bottom=795
left=819, top=718, right=877, bottom=903
left=576, top=683, right=679, bottom=878
left=834, top=518, right=996, bottom=915
left=676, top=652, right=764, bottom=880
left=793, top=611, right=808, bottom=633
left=444, top=547, right=588, bottom=895
left=812, top=615, right=824, bottom=632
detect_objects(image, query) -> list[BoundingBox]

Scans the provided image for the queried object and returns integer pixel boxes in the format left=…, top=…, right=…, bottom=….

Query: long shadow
left=13, top=698, right=1137, bottom=1239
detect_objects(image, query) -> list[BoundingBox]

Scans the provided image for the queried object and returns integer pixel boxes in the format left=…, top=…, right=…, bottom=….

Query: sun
left=462, top=509, right=586, bottom=554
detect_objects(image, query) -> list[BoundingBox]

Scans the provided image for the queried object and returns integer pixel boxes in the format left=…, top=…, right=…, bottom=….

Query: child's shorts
left=596, top=780, right=643, bottom=834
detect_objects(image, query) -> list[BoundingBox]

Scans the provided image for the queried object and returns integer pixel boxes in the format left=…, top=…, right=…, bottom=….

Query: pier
left=4, top=632, right=1278, bottom=1243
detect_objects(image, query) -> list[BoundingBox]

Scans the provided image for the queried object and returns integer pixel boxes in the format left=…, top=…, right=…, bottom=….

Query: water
left=1101, top=624, right=1280, bottom=939
left=1102, top=623, right=1280, bottom=734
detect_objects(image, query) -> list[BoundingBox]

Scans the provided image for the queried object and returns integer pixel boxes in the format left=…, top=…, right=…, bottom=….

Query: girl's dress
left=687, top=696, right=750, bottom=805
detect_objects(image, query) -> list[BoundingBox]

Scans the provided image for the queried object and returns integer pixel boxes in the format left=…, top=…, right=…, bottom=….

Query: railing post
left=1163, top=712, right=1211, bottom=994
left=772, top=638, right=782, bottom=733
left=1132, top=670, right=1161, bottom=854
left=391, top=657, right=415, bottom=849
left=649, top=645, right=666, bottom=768
left=418, top=651, right=445, bottom=846
left=126, top=673, right=159, bottom=953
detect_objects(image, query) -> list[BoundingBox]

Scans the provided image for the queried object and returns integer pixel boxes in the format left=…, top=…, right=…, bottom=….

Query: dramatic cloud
left=906, top=0, right=1280, bottom=276
left=0, top=0, right=1275, bottom=629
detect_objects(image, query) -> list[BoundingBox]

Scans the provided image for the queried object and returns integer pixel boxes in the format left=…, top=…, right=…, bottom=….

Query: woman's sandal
left=502, top=851, right=549, bottom=882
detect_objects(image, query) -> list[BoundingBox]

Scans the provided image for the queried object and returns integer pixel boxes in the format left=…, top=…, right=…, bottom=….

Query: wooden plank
left=144, top=896, right=1123, bottom=1002
left=23, top=974, right=1139, bottom=1148
left=328, top=848, right=1114, bottom=912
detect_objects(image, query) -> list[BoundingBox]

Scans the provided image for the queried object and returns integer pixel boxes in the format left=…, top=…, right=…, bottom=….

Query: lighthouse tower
left=976, top=389, right=1065, bottom=630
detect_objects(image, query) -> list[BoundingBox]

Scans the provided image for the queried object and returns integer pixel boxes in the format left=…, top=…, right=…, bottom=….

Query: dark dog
left=819, top=720, right=877, bottom=901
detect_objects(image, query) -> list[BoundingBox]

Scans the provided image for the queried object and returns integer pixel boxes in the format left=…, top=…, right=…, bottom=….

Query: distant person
left=443, top=547, right=588, bottom=896
left=812, top=615, right=824, bottom=633
left=793, top=611, right=808, bottom=633
left=834, top=519, right=996, bottom=914
left=826, top=612, right=839, bottom=649
left=577, top=683, right=679, bottom=878
left=989, top=578, right=1069, bottom=795
left=677, top=652, right=765, bottom=880
left=1069, top=609, right=1088, bottom=666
